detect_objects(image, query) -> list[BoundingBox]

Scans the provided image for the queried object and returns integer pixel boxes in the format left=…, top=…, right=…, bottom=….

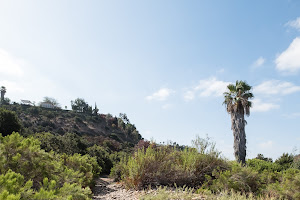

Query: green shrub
left=0, top=170, right=91, bottom=200
left=87, top=145, right=113, bottom=174
left=255, top=154, right=273, bottom=162
left=264, top=168, right=300, bottom=199
left=35, top=132, right=88, bottom=155
left=60, top=153, right=101, bottom=187
left=275, top=153, right=294, bottom=171
left=0, top=132, right=98, bottom=199
left=28, top=107, right=40, bottom=115
left=109, top=151, right=132, bottom=181
left=209, top=162, right=263, bottom=194
left=75, top=116, right=83, bottom=123
left=291, top=158, right=300, bottom=170
left=0, top=108, right=22, bottom=136
left=247, top=159, right=282, bottom=173
left=113, top=145, right=227, bottom=189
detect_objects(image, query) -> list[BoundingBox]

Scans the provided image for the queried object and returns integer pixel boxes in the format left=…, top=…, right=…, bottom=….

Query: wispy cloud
left=254, top=80, right=300, bottom=96
left=252, top=57, right=265, bottom=68
left=184, top=77, right=231, bottom=101
left=252, top=80, right=300, bottom=112
left=0, top=48, right=24, bottom=77
left=196, top=77, right=230, bottom=97
left=146, top=88, right=174, bottom=101
left=251, top=99, right=279, bottom=112
left=275, top=37, right=300, bottom=74
left=286, top=17, right=300, bottom=31
left=183, top=91, right=195, bottom=101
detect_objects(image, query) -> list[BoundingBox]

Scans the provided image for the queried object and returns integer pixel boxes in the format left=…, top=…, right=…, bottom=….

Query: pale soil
left=92, top=177, right=206, bottom=200
left=92, top=177, right=140, bottom=200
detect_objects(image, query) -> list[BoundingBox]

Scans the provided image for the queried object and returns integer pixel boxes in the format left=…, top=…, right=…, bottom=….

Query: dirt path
left=92, top=177, right=140, bottom=200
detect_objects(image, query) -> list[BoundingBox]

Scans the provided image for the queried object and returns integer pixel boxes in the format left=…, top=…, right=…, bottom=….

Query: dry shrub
left=112, top=145, right=227, bottom=189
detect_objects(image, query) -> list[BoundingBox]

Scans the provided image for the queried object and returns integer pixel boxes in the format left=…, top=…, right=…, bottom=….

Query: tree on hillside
left=93, top=103, right=99, bottom=115
left=71, top=98, right=92, bottom=114
left=0, top=108, right=22, bottom=136
left=223, top=80, right=254, bottom=164
left=2, top=97, right=11, bottom=105
left=119, top=113, right=130, bottom=124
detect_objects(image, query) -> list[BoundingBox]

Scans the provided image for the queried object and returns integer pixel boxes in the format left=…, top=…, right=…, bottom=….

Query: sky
left=1, top=0, right=300, bottom=160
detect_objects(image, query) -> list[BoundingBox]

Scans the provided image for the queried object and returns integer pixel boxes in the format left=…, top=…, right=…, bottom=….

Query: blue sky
left=1, top=0, right=300, bottom=160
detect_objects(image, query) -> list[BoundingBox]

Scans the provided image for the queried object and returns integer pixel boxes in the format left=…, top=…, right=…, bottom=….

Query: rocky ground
left=92, top=177, right=206, bottom=200
left=92, top=177, right=140, bottom=200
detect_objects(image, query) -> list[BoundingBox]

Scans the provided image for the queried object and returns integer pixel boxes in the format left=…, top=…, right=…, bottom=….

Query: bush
left=112, top=145, right=227, bottom=189
left=75, top=116, right=83, bottom=123
left=60, top=153, right=101, bottom=187
left=0, top=170, right=91, bottom=199
left=0, top=108, right=22, bottom=136
left=264, top=168, right=300, bottom=199
left=247, top=159, right=282, bottom=173
left=275, top=153, right=294, bottom=171
left=209, top=162, right=263, bottom=194
left=35, top=132, right=64, bottom=153
left=87, top=145, right=113, bottom=174
left=0, top=132, right=99, bottom=199
left=255, top=154, right=273, bottom=162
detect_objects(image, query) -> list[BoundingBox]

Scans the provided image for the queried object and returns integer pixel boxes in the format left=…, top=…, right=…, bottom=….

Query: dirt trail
left=92, top=177, right=140, bottom=200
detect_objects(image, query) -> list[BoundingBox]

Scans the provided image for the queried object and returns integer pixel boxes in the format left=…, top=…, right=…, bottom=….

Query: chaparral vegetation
left=0, top=86, right=299, bottom=199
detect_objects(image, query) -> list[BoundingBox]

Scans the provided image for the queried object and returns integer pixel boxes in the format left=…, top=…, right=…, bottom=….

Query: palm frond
left=227, top=84, right=236, bottom=92
left=223, top=80, right=254, bottom=116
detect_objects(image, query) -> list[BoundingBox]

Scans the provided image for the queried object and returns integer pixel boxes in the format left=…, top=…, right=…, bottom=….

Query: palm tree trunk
left=231, top=112, right=246, bottom=164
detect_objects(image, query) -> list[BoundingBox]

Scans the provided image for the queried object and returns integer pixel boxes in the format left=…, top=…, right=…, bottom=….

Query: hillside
left=2, top=104, right=142, bottom=149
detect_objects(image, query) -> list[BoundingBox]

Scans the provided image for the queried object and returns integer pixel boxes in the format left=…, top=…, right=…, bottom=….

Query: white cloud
left=195, top=77, right=231, bottom=97
left=184, top=77, right=231, bottom=101
left=254, top=80, right=300, bottom=96
left=146, top=88, right=174, bottom=101
left=286, top=17, right=300, bottom=31
left=252, top=57, right=265, bottom=68
left=0, top=48, right=24, bottom=77
left=275, top=37, right=300, bottom=74
left=259, top=140, right=273, bottom=149
left=251, top=99, right=279, bottom=112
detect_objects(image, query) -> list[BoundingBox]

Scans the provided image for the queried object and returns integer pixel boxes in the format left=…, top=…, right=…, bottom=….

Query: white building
left=40, top=102, right=55, bottom=109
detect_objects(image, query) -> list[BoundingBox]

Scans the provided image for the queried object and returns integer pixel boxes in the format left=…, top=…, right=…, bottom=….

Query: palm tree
left=223, top=81, right=254, bottom=164
left=0, top=86, right=6, bottom=103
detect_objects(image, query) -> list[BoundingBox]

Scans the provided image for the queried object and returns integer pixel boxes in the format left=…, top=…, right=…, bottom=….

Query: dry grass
left=140, top=188, right=279, bottom=200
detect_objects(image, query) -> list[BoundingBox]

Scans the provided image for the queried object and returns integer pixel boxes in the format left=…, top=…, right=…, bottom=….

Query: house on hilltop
left=40, top=102, right=56, bottom=109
